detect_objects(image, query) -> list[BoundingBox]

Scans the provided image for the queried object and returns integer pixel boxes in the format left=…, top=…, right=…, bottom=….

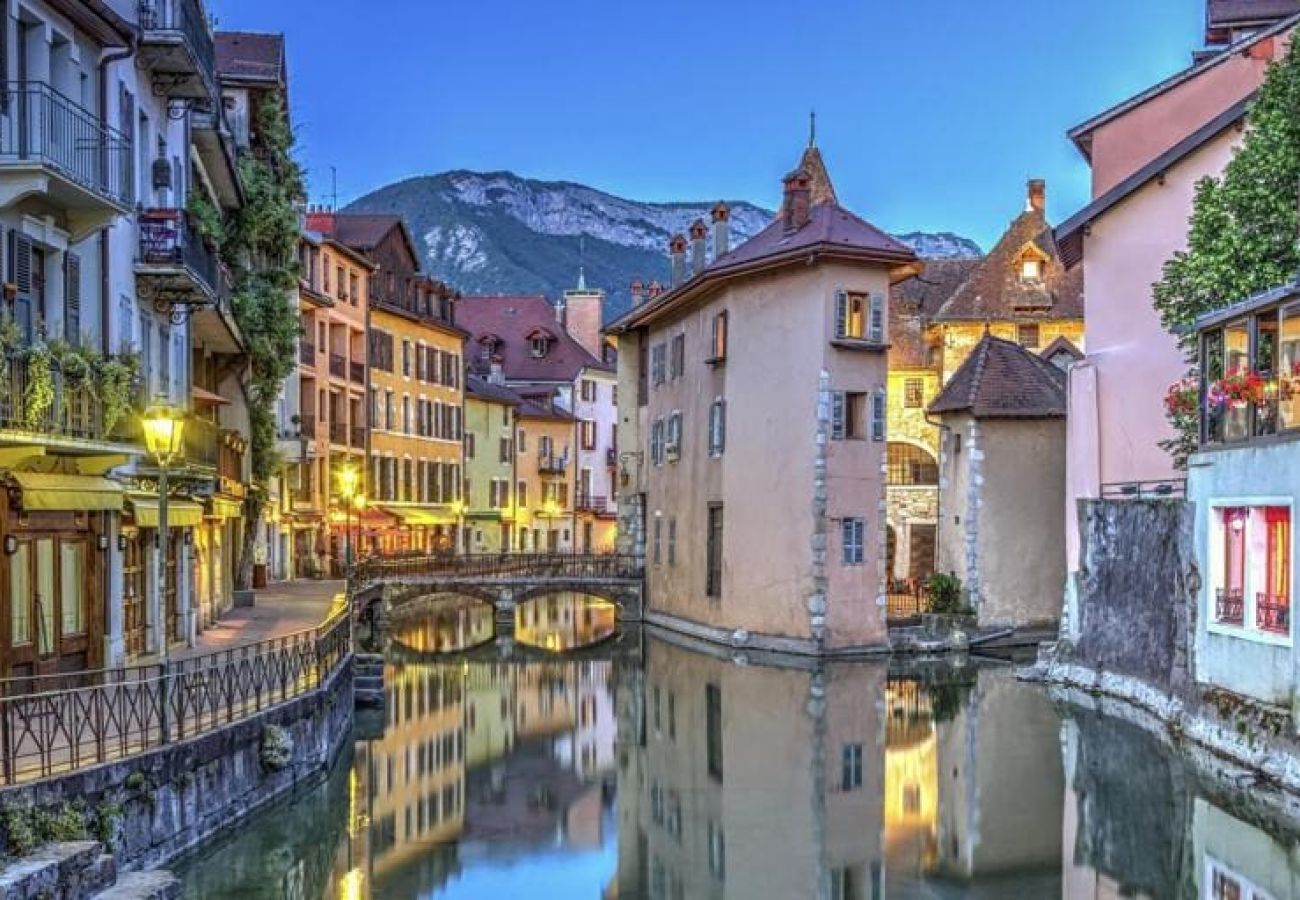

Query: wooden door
left=908, top=525, right=937, bottom=583
left=123, top=530, right=147, bottom=658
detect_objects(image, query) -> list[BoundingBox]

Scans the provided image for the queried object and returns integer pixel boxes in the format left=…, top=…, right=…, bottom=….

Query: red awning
left=192, top=386, right=230, bottom=407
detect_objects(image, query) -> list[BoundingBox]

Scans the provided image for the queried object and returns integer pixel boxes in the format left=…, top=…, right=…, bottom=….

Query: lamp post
left=337, top=462, right=360, bottom=588
left=142, top=402, right=186, bottom=662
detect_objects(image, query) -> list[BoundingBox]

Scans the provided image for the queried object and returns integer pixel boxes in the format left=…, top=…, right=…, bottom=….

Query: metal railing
left=352, top=552, right=644, bottom=589
left=1215, top=589, right=1244, bottom=626
left=0, top=352, right=105, bottom=440
left=329, top=353, right=346, bottom=379
left=299, top=341, right=316, bottom=366
left=886, top=579, right=931, bottom=623
left=1100, top=479, right=1187, bottom=500
left=300, top=413, right=316, bottom=435
left=1257, top=593, right=1289, bottom=634
left=0, top=610, right=350, bottom=785
left=350, top=426, right=366, bottom=449
left=138, top=0, right=217, bottom=94
left=575, top=493, right=610, bottom=514
left=0, top=81, right=133, bottom=208
left=538, top=453, right=568, bottom=474
left=349, top=361, right=365, bottom=385
left=138, top=208, right=226, bottom=302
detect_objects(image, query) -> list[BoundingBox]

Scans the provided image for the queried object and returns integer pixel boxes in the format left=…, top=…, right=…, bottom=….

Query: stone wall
left=0, top=663, right=354, bottom=873
left=1068, top=498, right=1198, bottom=692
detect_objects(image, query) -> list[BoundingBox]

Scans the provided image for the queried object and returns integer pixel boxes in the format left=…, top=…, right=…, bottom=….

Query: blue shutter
left=833, top=290, right=847, bottom=339
left=831, top=391, right=846, bottom=440
left=868, top=292, right=885, bottom=343
left=871, top=390, right=886, bottom=442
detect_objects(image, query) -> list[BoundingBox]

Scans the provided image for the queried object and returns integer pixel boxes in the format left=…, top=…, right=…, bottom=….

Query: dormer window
left=1021, top=258, right=1044, bottom=282
left=478, top=334, right=501, bottom=362
left=526, top=328, right=556, bottom=358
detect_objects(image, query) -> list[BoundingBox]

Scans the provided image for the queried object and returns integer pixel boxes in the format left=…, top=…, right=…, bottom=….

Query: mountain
left=345, top=170, right=982, bottom=322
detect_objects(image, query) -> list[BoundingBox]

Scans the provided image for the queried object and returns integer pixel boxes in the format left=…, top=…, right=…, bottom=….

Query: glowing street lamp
left=337, top=461, right=361, bottom=579
left=142, top=402, right=186, bottom=663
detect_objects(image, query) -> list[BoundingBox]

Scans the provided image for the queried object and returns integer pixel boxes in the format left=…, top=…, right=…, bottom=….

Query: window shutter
left=868, top=292, right=885, bottom=343
left=64, top=253, right=81, bottom=344
left=718, top=400, right=726, bottom=454
left=871, top=389, right=886, bottom=442
left=11, top=232, right=33, bottom=294
left=834, top=290, right=847, bottom=339
left=831, top=391, right=846, bottom=440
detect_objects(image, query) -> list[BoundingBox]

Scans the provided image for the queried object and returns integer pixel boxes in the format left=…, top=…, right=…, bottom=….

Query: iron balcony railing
left=575, top=493, right=610, bottom=514
left=299, top=413, right=316, bottom=435
left=352, top=552, right=644, bottom=590
left=886, top=579, right=932, bottom=624
left=138, top=208, right=227, bottom=303
left=328, top=353, right=346, bottom=379
left=0, top=610, right=350, bottom=785
left=183, top=415, right=219, bottom=469
left=538, top=452, right=568, bottom=475
left=1257, top=593, right=1289, bottom=634
left=137, top=0, right=217, bottom=95
left=0, top=81, right=133, bottom=208
left=0, top=352, right=106, bottom=441
left=1100, top=479, right=1188, bottom=500
left=299, top=341, right=316, bottom=366
left=1215, top=588, right=1244, bottom=626
left=350, top=426, right=366, bottom=449
left=329, top=421, right=347, bottom=445
left=349, top=361, right=365, bottom=385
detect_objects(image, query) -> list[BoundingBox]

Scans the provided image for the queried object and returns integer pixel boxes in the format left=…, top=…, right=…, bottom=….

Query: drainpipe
left=98, top=34, right=137, bottom=357
left=924, top=411, right=949, bottom=579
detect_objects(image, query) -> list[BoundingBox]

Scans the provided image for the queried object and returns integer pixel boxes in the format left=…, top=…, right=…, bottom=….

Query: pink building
left=1055, top=7, right=1297, bottom=597
left=608, top=144, right=919, bottom=655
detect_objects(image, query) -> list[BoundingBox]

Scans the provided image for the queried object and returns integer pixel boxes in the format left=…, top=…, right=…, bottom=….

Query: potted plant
left=1208, top=371, right=1266, bottom=409
left=922, top=573, right=977, bottom=635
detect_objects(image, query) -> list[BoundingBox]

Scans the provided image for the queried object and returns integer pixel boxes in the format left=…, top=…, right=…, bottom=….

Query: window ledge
left=830, top=339, right=889, bottom=352
left=704, top=357, right=726, bottom=368
left=1207, top=621, right=1292, bottom=648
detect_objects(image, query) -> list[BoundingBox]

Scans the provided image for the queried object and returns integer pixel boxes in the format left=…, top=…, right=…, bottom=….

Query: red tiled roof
left=215, top=32, right=285, bottom=84
left=933, top=203, right=1082, bottom=323
left=929, top=334, right=1067, bottom=419
left=458, top=295, right=610, bottom=382
left=317, top=214, right=405, bottom=252
left=889, top=258, right=981, bottom=369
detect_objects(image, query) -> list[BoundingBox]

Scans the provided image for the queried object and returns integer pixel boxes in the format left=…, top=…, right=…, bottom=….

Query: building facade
left=463, top=375, right=519, bottom=553
left=609, top=144, right=918, bottom=654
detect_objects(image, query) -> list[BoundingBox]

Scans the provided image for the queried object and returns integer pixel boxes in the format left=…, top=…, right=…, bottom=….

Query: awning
left=11, top=472, right=124, bottom=512
left=206, top=497, right=244, bottom=520
left=128, top=496, right=205, bottom=528
left=380, top=506, right=455, bottom=527
left=192, top=386, right=230, bottom=407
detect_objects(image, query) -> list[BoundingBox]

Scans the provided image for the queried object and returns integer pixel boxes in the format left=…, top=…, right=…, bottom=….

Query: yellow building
left=463, top=375, right=520, bottom=554
left=885, top=180, right=1083, bottom=588
left=515, top=399, right=576, bottom=553
left=306, top=212, right=467, bottom=554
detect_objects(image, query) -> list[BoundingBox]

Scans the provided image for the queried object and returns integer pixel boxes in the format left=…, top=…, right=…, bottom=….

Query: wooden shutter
left=718, top=400, right=726, bottom=454
left=831, top=391, right=846, bottom=440
left=64, top=252, right=80, bottom=344
left=10, top=231, right=33, bottom=341
left=868, top=293, right=885, bottom=343
left=871, top=389, right=886, bottom=442
left=833, top=290, right=847, bottom=339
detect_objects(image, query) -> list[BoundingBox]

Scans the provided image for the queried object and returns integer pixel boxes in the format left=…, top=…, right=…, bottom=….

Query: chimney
left=669, top=233, right=687, bottom=287
left=305, top=207, right=336, bottom=235
left=689, top=219, right=708, bottom=275
left=648, top=280, right=663, bottom=299
left=630, top=279, right=645, bottom=306
left=711, top=202, right=730, bottom=258
left=1027, top=179, right=1046, bottom=214
left=783, top=170, right=811, bottom=233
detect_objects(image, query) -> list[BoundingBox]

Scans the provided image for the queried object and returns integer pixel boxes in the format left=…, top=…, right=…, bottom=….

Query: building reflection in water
left=514, top=591, right=618, bottom=652
left=175, top=627, right=1300, bottom=900
left=389, top=595, right=495, bottom=654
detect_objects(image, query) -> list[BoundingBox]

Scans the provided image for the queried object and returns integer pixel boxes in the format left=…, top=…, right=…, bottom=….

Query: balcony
left=350, top=361, right=365, bottom=385
left=299, top=341, right=316, bottom=367
left=299, top=414, right=317, bottom=436
left=0, top=81, right=133, bottom=237
left=1257, top=593, right=1290, bottom=634
left=183, top=416, right=219, bottom=470
left=137, top=0, right=218, bottom=100
left=538, top=453, right=568, bottom=476
left=575, top=493, right=612, bottom=515
left=137, top=209, right=225, bottom=302
left=351, top=427, right=366, bottom=449
left=328, top=353, right=346, bottom=379
left=0, top=351, right=120, bottom=445
left=329, top=422, right=348, bottom=446
left=1215, top=589, right=1244, bottom=626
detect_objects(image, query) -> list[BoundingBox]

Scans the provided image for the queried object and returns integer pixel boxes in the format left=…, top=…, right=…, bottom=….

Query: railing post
left=159, top=662, right=171, bottom=745
left=0, top=698, right=11, bottom=786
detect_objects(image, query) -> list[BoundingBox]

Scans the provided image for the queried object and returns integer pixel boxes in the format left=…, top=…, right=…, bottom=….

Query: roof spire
left=577, top=266, right=586, bottom=291
left=577, top=234, right=587, bottom=290
left=809, top=109, right=816, bottom=148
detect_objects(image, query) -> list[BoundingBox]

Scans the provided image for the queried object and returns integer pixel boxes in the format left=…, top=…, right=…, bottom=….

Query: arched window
left=887, top=443, right=938, bottom=486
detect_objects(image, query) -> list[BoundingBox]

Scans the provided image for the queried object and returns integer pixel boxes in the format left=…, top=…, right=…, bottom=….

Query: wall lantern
left=3, top=535, right=16, bottom=555
left=98, top=534, right=110, bottom=552
left=118, top=534, right=127, bottom=552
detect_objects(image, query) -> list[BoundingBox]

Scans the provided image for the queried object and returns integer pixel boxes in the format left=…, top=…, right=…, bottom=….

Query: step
left=0, top=840, right=104, bottom=900
left=90, top=870, right=181, bottom=900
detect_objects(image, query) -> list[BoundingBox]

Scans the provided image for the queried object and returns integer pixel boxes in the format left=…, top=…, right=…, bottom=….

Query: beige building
left=609, top=143, right=919, bottom=654
left=931, top=334, right=1068, bottom=627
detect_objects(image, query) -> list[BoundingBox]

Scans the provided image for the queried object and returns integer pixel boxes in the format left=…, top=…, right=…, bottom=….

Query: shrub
left=926, top=573, right=968, bottom=614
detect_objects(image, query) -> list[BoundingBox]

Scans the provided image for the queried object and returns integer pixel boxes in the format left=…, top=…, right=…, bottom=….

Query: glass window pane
left=36, top=539, right=54, bottom=654
left=10, top=542, right=30, bottom=646
left=60, top=542, right=85, bottom=636
left=1281, top=304, right=1300, bottom=431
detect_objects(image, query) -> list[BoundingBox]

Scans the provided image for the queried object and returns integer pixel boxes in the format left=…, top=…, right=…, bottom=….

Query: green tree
left=1152, top=36, right=1300, bottom=464
left=217, top=93, right=304, bottom=590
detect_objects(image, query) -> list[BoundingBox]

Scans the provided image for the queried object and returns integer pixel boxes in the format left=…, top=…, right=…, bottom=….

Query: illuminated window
left=1020, top=257, right=1043, bottom=282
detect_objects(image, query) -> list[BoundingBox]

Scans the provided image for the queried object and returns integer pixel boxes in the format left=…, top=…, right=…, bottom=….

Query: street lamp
left=142, top=402, right=185, bottom=662
left=337, top=461, right=360, bottom=582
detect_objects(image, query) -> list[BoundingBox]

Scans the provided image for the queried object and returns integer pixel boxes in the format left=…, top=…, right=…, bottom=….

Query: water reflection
left=390, top=596, right=494, bottom=654
left=176, top=628, right=1300, bottom=899
left=514, top=592, right=618, bottom=652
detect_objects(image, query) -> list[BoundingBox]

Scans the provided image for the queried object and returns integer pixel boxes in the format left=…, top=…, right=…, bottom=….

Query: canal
left=175, top=593, right=1300, bottom=898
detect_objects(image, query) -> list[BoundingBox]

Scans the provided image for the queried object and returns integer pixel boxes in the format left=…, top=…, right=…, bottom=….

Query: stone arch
left=887, top=440, right=939, bottom=487
left=513, top=582, right=631, bottom=613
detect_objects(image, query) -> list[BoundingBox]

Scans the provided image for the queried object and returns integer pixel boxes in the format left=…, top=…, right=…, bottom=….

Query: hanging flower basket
left=1164, top=377, right=1200, bottom=420
left=1208, top=372, right=1266, bottom=409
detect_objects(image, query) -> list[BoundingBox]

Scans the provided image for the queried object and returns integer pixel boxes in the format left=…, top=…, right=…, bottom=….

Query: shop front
left=123, top=493, right=205, bottom=658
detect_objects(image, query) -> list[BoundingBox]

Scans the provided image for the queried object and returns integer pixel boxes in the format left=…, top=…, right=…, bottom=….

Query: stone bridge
left=350, top=553, right=645, bottom=633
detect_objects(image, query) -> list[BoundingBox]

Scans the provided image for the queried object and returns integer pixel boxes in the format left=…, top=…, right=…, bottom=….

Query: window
left=705, top=684, right=723, bottom=781
left=651, top=343, right=667, bottom=386
left=499, top=437, right=512, bottom=463
left=9, top=542, right=30, bottom=646
left=670, top=333, right=685, bottom=379
left=1020, top=257, right=1044, bottom=282
left=580, top=379, right=596, bottom=402
left=1281, top=303, right=1300, bottom=431
left=653, top=516, right=663, bottom=565
left=841, top=743, right=863, bottom=791
left=871, top=389, right=886, bottom=441
left=349, top=273, right=359, bottom=304
left=667, top=692, right=676, bottom=740
left=464, top=433, right=475, bottom=459
left=1213, top=505, right=1291, bottom=637
left=517, top=481, right=528, bottom=509
left=402, top=340, right=412, bottom=377
left=706, top=504, right=724, bottom=598
left=336, top=265, right=345, bottom=298
left=665, top=412, right=682, bottom=460
left=580, top=419, right=597, bottom=450
left=530, top=335, right=550, bottom=358
left=1017, top=323, right=1041, bottom=349
left=887, top=443, right=939, bottom=486
left=710, top=311, right=728, bottom=363
left=904, top=378, right=924, bottom=409
left=842, top=518, right=865, bottom=565
left=667, top=518, right=677, bottom=566
left=650, top=419, right=664, bottom=466
left=834, top=290, right=885, bottom=342
left=831, top=391, right=866, bottom=440
left=517, top=429, right=527, bottom=453
left=708, top=399, right=726, bottom=456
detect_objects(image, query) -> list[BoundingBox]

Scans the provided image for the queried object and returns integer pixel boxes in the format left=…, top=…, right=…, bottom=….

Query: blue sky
left=210, top=0, right=1203, bottom=249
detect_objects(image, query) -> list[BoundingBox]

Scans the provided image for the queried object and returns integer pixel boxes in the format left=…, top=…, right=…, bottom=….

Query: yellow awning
left=206, top=497, right=244, bottom=520
left=380, top=506, right=454, bottom=526
left=128, top=497, right=205, bottom=529
left=12, top=472, right=124, bottom=512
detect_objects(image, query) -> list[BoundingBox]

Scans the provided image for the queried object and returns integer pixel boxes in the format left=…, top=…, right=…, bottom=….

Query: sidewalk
left=175, top=579, right=346, bottom=661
